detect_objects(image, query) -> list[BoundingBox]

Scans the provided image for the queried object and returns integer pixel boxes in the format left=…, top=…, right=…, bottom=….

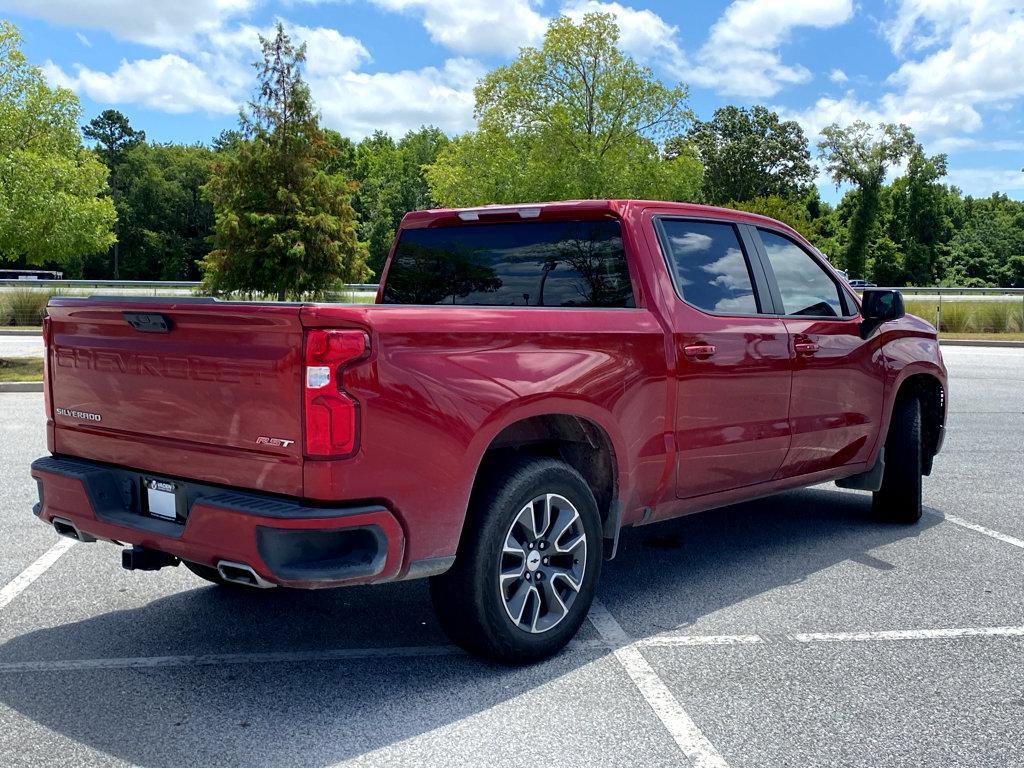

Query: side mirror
left=859, top=289, right=905, bottom=338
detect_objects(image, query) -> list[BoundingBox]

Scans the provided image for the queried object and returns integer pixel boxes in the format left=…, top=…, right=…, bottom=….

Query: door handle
left=683, top=344, right=717, bottom=359
left=795, top=341, right=819, bottom=354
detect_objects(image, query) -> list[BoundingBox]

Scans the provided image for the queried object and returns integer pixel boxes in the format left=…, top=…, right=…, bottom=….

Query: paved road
left=0, top=346, right=1022, bottom=766
left=0, top=335, right=43, bottom=358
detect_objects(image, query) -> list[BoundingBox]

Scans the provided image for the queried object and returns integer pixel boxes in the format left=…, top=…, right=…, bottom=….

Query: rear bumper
left=31, top=456, right=405, bottom=589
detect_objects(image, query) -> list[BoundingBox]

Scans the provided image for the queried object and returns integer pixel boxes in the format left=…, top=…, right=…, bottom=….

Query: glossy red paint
left=37, top=200, right=947, bottom=585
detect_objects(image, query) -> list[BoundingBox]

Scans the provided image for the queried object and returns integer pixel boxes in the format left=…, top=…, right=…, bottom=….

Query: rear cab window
left=382, top=220, right=634, bottom=307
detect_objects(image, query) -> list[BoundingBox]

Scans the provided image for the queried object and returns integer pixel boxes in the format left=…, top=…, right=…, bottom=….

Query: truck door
left=752, top=227, right=886, bottom=477
left=649, top=215, right=794, bottom=499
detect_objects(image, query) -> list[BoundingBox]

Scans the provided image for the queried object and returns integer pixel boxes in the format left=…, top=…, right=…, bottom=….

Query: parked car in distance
left=31, top=200, right=947, bottom=663
left=848, top=278, right=877, bottom=288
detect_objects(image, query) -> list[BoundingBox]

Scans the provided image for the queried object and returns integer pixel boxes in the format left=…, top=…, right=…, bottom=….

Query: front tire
left=873, top=395, right=923, bottom=523
left=430, top=456, right=602, bottom=664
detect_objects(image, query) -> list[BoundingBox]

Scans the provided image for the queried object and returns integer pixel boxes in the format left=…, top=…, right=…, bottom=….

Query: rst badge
left=256, top=436, right=295, bottom=448
left=55, top=407, right=102, bottom=422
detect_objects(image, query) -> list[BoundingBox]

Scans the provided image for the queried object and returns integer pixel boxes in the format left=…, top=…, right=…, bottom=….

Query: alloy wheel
left=498, top=493, right=588, bottom=633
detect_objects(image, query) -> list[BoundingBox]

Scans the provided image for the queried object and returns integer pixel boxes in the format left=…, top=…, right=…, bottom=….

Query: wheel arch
left=460, top=404, right=625, bottom=549
left=888, top=370, right=947, bottom=475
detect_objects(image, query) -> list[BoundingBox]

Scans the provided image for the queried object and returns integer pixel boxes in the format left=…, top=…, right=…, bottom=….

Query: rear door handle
left=794, top=341, right=819, bottom=354
left=683, top=344, right=717, bottom=359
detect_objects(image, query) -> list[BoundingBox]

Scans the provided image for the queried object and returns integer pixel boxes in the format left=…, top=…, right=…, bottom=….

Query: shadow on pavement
left=0, top=486, right=939, bottom=766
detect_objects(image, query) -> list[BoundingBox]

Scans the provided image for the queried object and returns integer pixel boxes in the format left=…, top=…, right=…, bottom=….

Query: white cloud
left=780, top=0, right=1024, bottom=172
left=777, top=92, right=984, bottom=144
left=887, top=16, right=1024, bottom=110
left=294, top=25, right=371, bottom=77
left=685, top=0, right=854, bottom=97
left=560, top=1, right=687, bottom=74
left=945, top=167, right=1024, bottom=196
left=199, top=21, right=372, bottom=78
left=42, top=16, right=478, bottom=139
left=75, top=32, right=92, bottom=48
left=0, top=0, right=254, bottom=49
left=43, top=54, right=239, bottom=114
left=367, top=0, right=548, bottom=56
left=310, top=58, right=481, bottom=138
left=931, top=137, right=1024, bottom=153
left=829, top=68, right=848, bottom=83
left=882, top=0, right=1013, bottom=55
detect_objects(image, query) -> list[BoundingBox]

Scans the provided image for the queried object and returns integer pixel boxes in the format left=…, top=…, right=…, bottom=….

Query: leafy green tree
left=83, top=109, right=147, bottom=276
left=426, top=13, right=701, bottom=206
left=0, top=21, right=115, bottom=265
left=109, top=142, right=215, bottom=280
left=686, top=105, right=815, bottom=205
left=943, top=193, right=1024, bottom=287
left=723, top=194, right=814, bottom=239
left=353, top=126, right=449, bottom=274
left=200, top=22, right=368, bottom=299
left=83, top=109, right=145, bottom=170
left=818, top=121, right=915, bottom=278
left=889, top=146, right=949, bottom=285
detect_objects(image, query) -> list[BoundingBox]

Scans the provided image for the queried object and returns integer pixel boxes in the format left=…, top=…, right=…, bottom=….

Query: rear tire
left=872, top=395, right=923, bottom=524
left=430, top=456, right=602, bottom=664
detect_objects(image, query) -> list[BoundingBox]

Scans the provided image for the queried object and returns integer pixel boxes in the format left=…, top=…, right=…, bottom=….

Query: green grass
left=905, top=299, right=1024, bottom=334
left=0, top=357, right=43, bottom=382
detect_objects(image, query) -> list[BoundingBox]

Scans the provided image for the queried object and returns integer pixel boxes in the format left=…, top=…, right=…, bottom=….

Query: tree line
left=1, top=16, right=1022, bottom=294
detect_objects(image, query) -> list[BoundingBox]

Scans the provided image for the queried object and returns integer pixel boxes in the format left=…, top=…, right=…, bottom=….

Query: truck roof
left=399, top=200, right=801, bottom=238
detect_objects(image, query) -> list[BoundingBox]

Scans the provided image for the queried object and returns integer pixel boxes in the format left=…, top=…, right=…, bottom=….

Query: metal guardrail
left=0, top=279, right=379, bottom=291
left=875, top=287, right=1024, bottom=295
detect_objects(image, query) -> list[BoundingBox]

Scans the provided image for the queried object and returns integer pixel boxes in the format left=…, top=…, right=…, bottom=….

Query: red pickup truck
left=31, top=200, right=947, bottom=662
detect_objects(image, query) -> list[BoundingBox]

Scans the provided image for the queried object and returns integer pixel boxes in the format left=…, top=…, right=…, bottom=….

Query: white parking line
left=638, top=634, right=764, bottom=647
left=939, top=513, right=1024, bottom=549
left=791, top=626, right=1024, bottom=643
left=0, top=539, right=76, bottom=612
left=587, top=599, right=729, bottom=768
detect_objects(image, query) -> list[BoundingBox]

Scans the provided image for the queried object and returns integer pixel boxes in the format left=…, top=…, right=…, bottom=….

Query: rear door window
left=382, top=220, right=634, bottom=307
left=657, top=219, right=760, bottom=315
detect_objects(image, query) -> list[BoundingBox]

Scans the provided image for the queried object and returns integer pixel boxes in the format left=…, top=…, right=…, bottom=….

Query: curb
left=0, top=329, right=42, bottom=336
left=0, top=382, right=43, bottom=392
left=939, top=339, right=1024, bottom=348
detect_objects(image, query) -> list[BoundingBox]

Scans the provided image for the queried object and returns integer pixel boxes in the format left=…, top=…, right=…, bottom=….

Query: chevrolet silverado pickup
left=31, top=200, right=947, bottom=662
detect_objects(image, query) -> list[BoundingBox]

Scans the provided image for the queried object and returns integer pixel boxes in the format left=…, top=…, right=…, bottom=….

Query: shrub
left=974, top=302, right=1014, bottom=333
left=936, top=301, right=975, bottom=333
left=2, top=288, right=53, bottom=326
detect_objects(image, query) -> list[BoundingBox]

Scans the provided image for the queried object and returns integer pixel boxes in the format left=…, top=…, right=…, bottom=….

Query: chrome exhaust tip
left=216, top=560, right=276, bottom=589
left=52, top=517, right=96, bottom=543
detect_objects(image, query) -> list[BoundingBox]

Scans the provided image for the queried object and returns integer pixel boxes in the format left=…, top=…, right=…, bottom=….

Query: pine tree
left=200, top=22, right=368, bottom=299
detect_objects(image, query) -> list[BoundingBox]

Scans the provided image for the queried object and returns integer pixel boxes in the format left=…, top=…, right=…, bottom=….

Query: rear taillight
left=303, top=329, right=368, bottom=457
left=42, top=316, right=52, bottom=418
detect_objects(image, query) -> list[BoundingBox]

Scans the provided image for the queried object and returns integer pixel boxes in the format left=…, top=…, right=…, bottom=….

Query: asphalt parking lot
left=1, top=345, right=1022, bottom=767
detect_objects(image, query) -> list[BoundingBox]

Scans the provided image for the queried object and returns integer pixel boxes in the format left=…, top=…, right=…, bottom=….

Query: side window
left=659, top=219, right=760, bottom=315
left=759, top=230, right=845, bottom=317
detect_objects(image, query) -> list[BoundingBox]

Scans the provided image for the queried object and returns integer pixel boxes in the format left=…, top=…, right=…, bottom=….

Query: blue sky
left=3, top=0, right=1022, bottom=202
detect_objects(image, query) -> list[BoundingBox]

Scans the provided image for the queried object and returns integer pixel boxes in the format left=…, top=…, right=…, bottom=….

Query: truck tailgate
left=46, top=298, right=306, bottom=497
